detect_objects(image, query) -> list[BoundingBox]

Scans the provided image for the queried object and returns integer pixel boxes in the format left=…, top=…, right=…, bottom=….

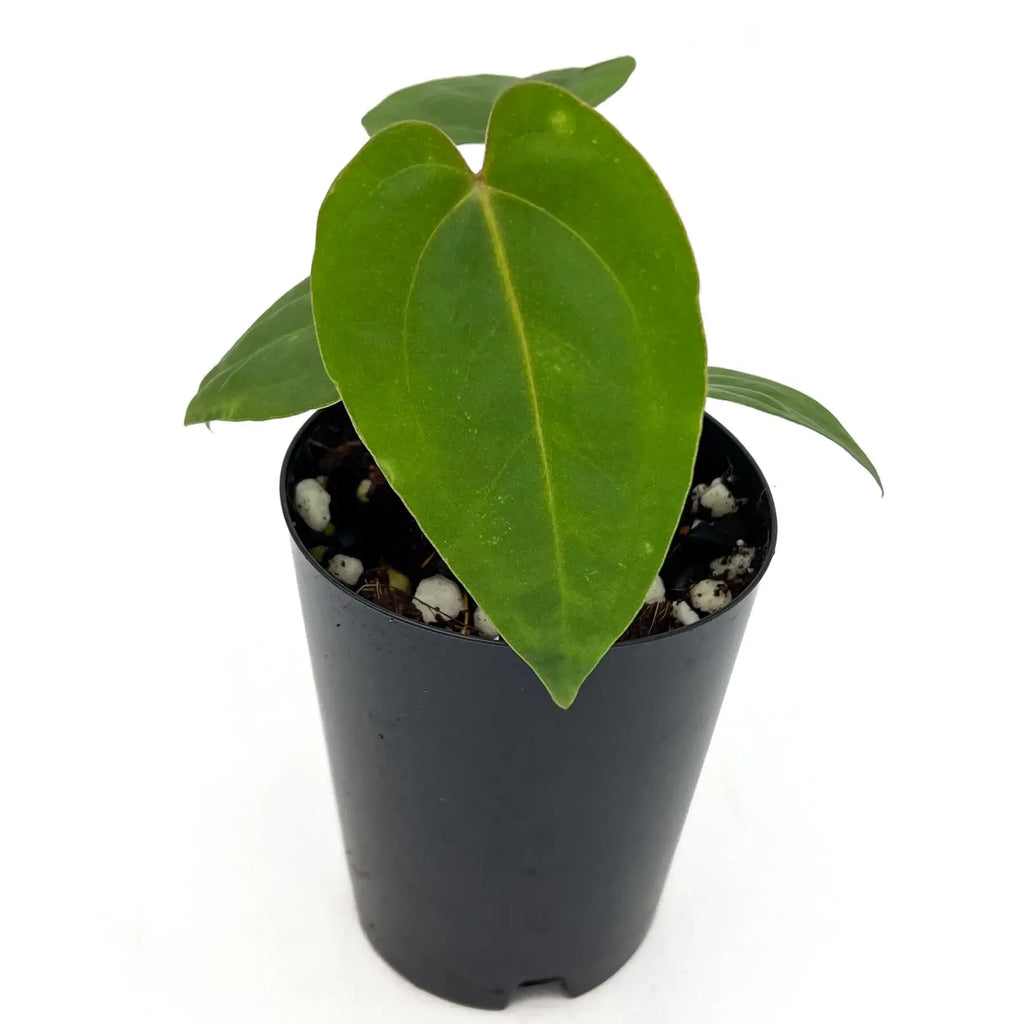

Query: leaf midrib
left=476, top=183, right=570, bottom=620
left=483, top=184, right=640, bottom=326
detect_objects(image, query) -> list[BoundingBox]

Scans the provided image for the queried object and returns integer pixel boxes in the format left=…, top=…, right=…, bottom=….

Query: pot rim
left=280, top=403, right=778, bottom=648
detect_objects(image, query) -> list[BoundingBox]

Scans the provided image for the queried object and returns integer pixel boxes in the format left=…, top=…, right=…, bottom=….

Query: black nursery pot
left=281, top=406, right=777, bottom=1010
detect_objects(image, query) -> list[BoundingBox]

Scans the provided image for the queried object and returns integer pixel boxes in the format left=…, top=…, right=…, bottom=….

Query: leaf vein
left=201, top=326, right=315, bottom=395
left=477, top=186, right=570, bottom=617
left=401, top=187, right=476, bottom=447
left=482, top=184, right=640, bottom=329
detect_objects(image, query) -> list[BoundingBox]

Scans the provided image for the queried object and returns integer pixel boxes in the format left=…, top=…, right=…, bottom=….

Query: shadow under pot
left=281, top=402, right=777, bottom=1010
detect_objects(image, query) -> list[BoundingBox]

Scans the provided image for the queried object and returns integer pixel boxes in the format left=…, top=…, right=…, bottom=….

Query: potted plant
left=185, top=56, right=881, bottom=1009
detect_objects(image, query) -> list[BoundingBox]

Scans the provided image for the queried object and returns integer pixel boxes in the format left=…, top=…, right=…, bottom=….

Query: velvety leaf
left=184, top=280, right=338, bottom=424
left=313, top=83, right=706, bottom=707
left=707, top=366, right=883, bottom=493
left=360, top=56, right=635, bottom=145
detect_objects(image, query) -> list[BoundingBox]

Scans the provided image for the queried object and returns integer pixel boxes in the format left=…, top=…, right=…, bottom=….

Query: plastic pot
left=281, top=405, right=777, bottom=1009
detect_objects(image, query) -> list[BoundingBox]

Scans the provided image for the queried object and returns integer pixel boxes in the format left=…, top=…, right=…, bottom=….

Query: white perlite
left=473, top=606, right=500, bottom=639
left=644, top=575, right=666, bottom=604
left=671, top=600, right=701, bottom=626
left=689, top=482, right=708, bottom=513
left=710, top=543, right=756, bottom=581
left=698, top=477, right=739, bottom=518
left=413, top=575, right=463, bottom=624
left=327, top=554, right=363, bottom=586
left=689, top=578, right=733, bottom=613
left=294, top=478, right=332, bottom=532
left=356, top=478, right=372, bottom=503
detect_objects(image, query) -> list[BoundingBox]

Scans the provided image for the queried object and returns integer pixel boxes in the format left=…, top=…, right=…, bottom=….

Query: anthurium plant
left=186, top=56, right=880, bottom=708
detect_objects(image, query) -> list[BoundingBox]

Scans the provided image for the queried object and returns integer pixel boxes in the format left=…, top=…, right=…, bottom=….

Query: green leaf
left=707, top=366, right=883, bottom=493
left=184, top=279, right=338, bottom=425
left=360, top=55, right=636, bottom=145
left=313, top=83, right=706, bottom=708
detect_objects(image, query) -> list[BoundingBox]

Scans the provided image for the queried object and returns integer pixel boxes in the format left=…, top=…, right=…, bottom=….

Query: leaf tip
left=536, top=657, right=600, bottom=710
left=860, top=452, right=884, bottom=496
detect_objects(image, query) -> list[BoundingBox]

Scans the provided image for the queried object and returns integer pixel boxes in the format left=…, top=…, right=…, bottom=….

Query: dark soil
left=286, top=407, right=772, bottom=642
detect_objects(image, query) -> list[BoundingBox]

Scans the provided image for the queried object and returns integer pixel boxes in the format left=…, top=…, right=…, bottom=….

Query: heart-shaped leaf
left=184, top=280, right=338, bottom=424
left=707, top=367, right=882, bottom=492
left=313, top=83, right=706, bottom=707
left=360, top=55, right=636, bottom=145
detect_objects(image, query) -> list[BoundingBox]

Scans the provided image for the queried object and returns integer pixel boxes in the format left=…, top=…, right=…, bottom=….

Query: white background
left=2, top=1, right=1022, bottom=1021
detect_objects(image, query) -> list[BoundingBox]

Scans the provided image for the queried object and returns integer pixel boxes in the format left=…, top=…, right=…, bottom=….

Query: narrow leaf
left=314, top=83, right=706, bottom=707
left=707, top=366, right=883, bottom=493
left=360, top=56, right=636, bottom=145
left=184, top=280, right=338, bottom=424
